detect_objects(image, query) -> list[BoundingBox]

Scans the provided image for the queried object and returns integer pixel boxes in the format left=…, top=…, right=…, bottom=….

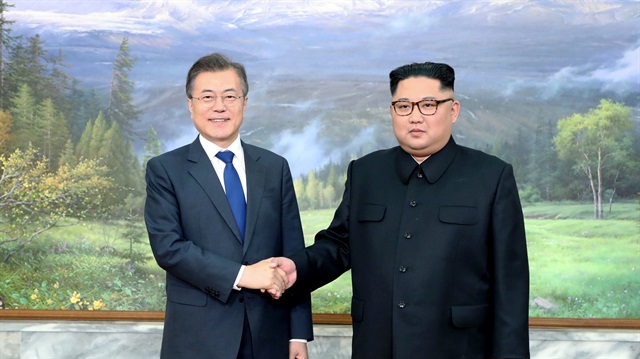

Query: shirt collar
left=198, top=135, right=245, bottom=164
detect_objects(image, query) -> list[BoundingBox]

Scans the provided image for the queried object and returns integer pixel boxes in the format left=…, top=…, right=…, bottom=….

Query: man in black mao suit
left=274, top=62, right=529, bottom=359
left=145, top=53, right=313, bottom=359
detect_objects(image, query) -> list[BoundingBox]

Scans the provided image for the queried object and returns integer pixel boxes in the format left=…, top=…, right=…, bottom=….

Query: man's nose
left=210, top=97, right=226, bottom=111
left=408, top=108, right=424, bottom=123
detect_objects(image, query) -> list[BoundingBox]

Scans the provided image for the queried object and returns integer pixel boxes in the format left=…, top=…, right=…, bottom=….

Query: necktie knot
left=216, top=150, right=234, bottom=164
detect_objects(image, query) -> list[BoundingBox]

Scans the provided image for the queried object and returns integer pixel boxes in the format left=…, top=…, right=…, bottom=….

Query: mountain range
left=7, top=0, right=639, bottom=177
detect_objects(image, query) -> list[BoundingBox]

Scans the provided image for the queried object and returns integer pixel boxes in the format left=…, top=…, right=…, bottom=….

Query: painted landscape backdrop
left=0, top=0, right=638, bottom=318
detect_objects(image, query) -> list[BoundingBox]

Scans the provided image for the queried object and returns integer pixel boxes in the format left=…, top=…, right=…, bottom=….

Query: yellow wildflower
left=47, top=299, right=53, bottom=305
left=92, top=299, right=106, bottom=310
left=31, top=294, right=37, bottom=300
left=53, top=282, right=59, bottom=289
left=70, top=291, right=81, bottom=304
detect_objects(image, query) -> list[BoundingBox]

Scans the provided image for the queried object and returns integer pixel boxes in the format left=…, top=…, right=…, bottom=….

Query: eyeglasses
left=391, top=98, right=453, bottom=116
left=191, top=94, right=244, bottom=108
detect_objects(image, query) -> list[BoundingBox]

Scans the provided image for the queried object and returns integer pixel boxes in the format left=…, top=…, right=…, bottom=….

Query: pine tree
left=75, top=117, right=94, bottom=160
left=98, top=121, right=143, bottom=207
left=142, top=125, right=162, bottom=170
left=58, top=139, right=75, bottom=168
left=8, top=83, right=35, bottom=151
left=88, top=112, right=108, bottom=159
left=305, top=171, right=320, bottom=210
left=68, top=86, right=104, bottom=143
left=107, top=37, right=139, bottom=139
left=47, top=49, right=73, bottom=118
left=0, top=0, right=17, bottom=109
left=34, top=97, right=70, bottom=169
left=24, top=34, right=49, bottom=98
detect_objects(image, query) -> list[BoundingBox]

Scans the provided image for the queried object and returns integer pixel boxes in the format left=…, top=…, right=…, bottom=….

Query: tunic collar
left=394, top=136, right=458, bottom=184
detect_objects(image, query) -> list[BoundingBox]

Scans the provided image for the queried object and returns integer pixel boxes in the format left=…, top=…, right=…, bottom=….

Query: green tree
left=554, top=99, right=633, bottom=219
left=5, top=34, right=50, bottom=102
left=98, top=121, right=144, bottom=210
left=43, top=49, right=73, bottom=125
left=0, top=146, right=112, bottom=262
left=8, top=83, right=35, bottom=151
left=528, top=120, right=561, bottom=201
left=34, top=97, right=70, bottom=169
left=142, top=125, right=162, bottom=170
left=0, top=0, right=17, bottom=109
left=107, top=37, right=139, bottom=139
left=57, top=139, right=75, bottom=168
left=88, top=112, right=109, bottom=159
left=74, top=115, right=95, bottom=160
left=67, top=86, right=104, bottom=143
left=24, top=34, right=48, bottom=96
left=293, top=177, right=307, bottom=210
left=305, top=171, right=320, bottom=210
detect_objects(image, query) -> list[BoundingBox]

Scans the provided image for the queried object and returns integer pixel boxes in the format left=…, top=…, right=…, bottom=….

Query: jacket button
left=404, top=232, right=412, bottom=239
left=409, top=200, right=417, bottom=207
left=417, top=172, right=424, bottom=178
left=398, top=266, right=407, bottom=273
left=398, top=301, right=406, bottom=308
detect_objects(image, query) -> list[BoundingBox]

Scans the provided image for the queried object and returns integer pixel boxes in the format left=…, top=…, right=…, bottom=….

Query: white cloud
left=590, top=46, right=640, bottom=84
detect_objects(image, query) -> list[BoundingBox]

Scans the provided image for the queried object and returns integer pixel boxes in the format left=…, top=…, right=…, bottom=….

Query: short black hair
left=389, top=62, right=455, bottom=96
left=185, top=53, right=249, bottom=98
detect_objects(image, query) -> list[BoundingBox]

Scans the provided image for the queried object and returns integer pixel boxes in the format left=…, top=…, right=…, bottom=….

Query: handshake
left=237, top=257, right=296, bottom=299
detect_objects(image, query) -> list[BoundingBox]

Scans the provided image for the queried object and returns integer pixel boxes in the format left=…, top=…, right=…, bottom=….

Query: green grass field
left=0, top=202, right=638, bottom=318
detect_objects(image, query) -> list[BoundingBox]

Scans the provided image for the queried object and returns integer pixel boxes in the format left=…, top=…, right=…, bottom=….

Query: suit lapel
left=187, top=139, right=244, bottom=244
left=242, top=142, right=266, bottom=255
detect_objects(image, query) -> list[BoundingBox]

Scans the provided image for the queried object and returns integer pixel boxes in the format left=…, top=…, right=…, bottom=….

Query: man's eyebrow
left=393, top=96, right=437, bottom=101
left=198, top=88, right=239, bottom=93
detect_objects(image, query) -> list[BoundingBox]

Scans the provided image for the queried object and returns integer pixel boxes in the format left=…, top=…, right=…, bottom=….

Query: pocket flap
left=439, top=205, right=478, bottom=225
left=167, top=282, right=207, bottom=307
left=356, top=204, right=386, bottom=222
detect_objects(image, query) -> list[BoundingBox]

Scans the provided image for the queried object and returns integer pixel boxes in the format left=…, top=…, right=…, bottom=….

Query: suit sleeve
left=279, top=159, right=314, bottom=341
left=490, top=164, right=530, bottom=357
left=288, top=161, right=353, bottom=297
left=144, top=157, right=241, bottom=303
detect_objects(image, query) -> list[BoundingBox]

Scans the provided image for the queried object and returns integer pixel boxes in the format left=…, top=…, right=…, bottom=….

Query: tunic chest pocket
left=356, top=204, right=386, bottom=222
left=439, top=205, right=478, bottom=225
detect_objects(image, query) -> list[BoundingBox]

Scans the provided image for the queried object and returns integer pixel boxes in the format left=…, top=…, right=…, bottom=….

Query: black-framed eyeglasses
left=391, top=98, right=454, bottom=116
left=190, top=94, right=244, bottom=108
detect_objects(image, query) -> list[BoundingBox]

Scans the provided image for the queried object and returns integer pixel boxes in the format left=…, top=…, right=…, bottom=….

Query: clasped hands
left=237, top=257, right=297, bottom=299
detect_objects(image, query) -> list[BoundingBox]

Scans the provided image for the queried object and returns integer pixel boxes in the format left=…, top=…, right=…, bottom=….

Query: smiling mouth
left=210, top=118, right=228, bottom=122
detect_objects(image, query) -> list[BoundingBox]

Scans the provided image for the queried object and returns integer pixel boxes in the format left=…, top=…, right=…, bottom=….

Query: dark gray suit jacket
left=289, top=137, right=529, bottom=359
left=145, top=138, right=313, bottom=359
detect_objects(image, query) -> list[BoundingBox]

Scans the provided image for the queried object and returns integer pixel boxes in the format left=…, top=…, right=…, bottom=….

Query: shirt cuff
left=233, top=265, right=246, bottom=290
left=289, top=339, right=307, bottom=343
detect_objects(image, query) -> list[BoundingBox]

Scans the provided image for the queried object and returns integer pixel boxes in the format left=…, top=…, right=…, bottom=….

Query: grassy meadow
left=0, top=202, right=637, bottom=318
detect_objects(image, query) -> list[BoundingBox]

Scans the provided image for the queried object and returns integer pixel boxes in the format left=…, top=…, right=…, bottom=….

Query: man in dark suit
left=274, top=62, right=530, bottom=358
left=144, top=53, right=313, bottom=359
